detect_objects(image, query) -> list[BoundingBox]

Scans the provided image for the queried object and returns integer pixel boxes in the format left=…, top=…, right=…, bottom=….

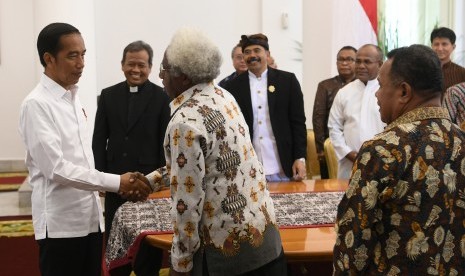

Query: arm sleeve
left=168, top=122, right=206, bottom=273
left=328, top=92, right=353, bottom=161
left=158, top=93, right=171, bottom=165
left=92, top=91, right=109, bottom=171
left=333, top=139, right=399, bottom=274
left=20, top=98, right=120, bottom=192
left=312, top=82, right=328, bottom=154
left=289, top=73, right=307, bottom=160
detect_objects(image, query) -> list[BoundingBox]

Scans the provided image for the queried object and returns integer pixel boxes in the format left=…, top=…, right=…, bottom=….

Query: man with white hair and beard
left=150, top=28, right=286, bottom=276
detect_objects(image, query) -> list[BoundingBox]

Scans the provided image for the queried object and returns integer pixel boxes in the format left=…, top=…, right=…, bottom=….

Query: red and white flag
left=332, top=0, right=378, bottom=51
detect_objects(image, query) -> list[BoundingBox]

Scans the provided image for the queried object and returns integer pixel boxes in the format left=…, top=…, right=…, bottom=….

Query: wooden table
left=145, top=179, right=348, bottom=262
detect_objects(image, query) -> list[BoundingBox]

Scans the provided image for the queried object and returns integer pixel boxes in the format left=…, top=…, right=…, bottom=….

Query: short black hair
left=430, top=27, right=456, bottom=44
left=121, top=40, right=154, bottom=66
left=337, top=45, right=357, bottom=57
left=387, top=44, right=443, bottom=95
left=37, top=22, right=81, bottom=67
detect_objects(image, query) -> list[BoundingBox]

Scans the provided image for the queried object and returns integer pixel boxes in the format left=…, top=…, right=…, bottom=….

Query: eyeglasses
left=336, top=57, right=355, bottom=64
left=159, top=63, right=171, bottom=74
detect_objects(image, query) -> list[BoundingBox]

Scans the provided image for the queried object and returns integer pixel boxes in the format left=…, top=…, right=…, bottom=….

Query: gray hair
left=166, top=28, right=222, bottom=84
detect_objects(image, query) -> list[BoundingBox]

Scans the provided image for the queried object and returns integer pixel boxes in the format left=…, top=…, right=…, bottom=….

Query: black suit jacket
left=92, top=80, right=170, bottom=234
left=92, top=80, right=170, bottom=175
left=224, top=67, right=307, bottom=178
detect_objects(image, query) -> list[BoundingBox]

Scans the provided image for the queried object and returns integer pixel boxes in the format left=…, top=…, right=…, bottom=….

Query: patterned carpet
left=0, top=172, right=28, bottom=192
left=0, top=219, right=34, bottom=237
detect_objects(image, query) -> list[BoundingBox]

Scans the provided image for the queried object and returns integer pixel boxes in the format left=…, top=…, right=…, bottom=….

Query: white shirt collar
left=248, top=69, right=268, bottom=81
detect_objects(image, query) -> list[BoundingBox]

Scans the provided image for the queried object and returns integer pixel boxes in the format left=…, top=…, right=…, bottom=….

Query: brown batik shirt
left=333, top=107, right=465, bottom=275
left=442, top=61, right=465, bottom=92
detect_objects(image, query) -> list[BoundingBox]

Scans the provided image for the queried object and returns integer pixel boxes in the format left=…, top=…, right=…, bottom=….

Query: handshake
left=118, top=172, right=152, bottom=202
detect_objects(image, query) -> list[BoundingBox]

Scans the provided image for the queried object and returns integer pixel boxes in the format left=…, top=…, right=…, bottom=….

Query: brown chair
left=324, top=138, right=338, bottom=179
left=306, top=129, right=320, bottom=179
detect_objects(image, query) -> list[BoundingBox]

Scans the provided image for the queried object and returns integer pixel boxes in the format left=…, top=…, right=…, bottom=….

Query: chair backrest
left=306, top=129, right=320, bottom=179
left=324, top=138, right=338, bottom=179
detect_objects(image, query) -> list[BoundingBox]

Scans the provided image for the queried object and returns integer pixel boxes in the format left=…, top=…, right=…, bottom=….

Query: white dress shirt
left=249, top=70, right=283, bottom=175
left=328, top=79, right=385, bottom=179
left=19, top=74, right=120, bottom=240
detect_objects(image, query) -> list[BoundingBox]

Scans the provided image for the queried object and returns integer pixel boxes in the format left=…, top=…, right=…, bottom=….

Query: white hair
left=166, top=27, right=222, bottom=84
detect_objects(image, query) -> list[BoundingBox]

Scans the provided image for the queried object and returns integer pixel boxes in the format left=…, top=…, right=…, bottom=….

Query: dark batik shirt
left=443, top=82, right=465, bottom=128
left=443, top=61, right=465, bottom=92
left=333, top=107, right=465, bottom=275
left=312, top=75, right=354, bottom=154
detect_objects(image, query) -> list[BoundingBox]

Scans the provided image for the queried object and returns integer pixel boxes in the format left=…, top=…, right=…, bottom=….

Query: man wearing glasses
left=328, top=44, right=386, bottom=179
left=218, top=43, right=248, bottom=88
left=312, top=46, right=357, bottom=179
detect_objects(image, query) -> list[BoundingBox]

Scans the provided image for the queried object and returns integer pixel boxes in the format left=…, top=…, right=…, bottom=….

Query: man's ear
left=43, top=52, right=54, bottom=66
left=399, top=82, right=412, bottom=103
left=181, top=74, right=192, bottom=86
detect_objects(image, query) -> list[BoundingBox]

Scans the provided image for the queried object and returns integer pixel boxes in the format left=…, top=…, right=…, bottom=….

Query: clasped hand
left=119, top=172, right=152, bottom=202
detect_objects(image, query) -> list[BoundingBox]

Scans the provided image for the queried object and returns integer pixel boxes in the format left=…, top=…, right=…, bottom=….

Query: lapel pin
left=268, top=85, right=275, bottom=93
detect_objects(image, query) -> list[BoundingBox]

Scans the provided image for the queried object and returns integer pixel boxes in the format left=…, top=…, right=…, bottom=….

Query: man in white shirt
left=328, top=44, right=385, bottom=179
left=18, top=22, right=151, bottom=276
left=224, top=34, right=307, bottom=182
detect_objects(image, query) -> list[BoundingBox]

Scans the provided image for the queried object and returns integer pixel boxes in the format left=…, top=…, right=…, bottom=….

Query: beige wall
left=0, top=0, right=304, bottom=162
left=0, top=0, right=36, bottom=161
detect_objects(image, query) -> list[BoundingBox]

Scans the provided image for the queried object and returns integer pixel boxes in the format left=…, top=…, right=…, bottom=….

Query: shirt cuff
left=145, top=166, right=169, bottom=192
left=103, top=173, right=120, bottom=193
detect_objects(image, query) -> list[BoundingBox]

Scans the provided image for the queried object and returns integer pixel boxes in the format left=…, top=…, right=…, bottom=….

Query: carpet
left=0, top=219, right=34, bottom=237
left=106, top=191, right=345, bottom=271
left=0, top=215, right=40, bottom=275
left=0, top=172, right=28, bottom=192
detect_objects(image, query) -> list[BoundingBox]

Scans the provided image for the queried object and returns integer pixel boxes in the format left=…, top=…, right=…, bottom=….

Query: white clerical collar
left=129, top=86, right=138, bottom=93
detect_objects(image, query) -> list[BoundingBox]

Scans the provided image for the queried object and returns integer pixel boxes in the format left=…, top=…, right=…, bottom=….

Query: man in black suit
left=92, top=40, right=170, bottom=276
left=224, top=33, right=307, bottom=182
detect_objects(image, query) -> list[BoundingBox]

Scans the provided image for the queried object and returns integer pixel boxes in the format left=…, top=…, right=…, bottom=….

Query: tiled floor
left=0, top=191, right=31, bottom=217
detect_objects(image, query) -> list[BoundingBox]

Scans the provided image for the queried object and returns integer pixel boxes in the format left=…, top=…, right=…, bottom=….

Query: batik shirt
left=166, top=82, right=282, bottom=275
left=442, top=61, right=465, bottom=92
left=333, top=107, right=465, bottom=275
left=443, top=82, right=465, bottom=128
left=312, top=75, right=353, bottom=155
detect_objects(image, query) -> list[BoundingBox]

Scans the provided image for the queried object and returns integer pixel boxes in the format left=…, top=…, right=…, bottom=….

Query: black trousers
left=37, top=232, right=103, bottom=276
left=319, top=158, right=329, bottom=179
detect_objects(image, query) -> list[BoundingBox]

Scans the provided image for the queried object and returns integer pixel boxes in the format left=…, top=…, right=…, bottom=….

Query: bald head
left=355, top=44, right=384, bottom=84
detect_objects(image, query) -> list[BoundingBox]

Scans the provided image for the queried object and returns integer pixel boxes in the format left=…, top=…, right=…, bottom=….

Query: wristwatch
left=298, top=158, right=306, bottom=164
